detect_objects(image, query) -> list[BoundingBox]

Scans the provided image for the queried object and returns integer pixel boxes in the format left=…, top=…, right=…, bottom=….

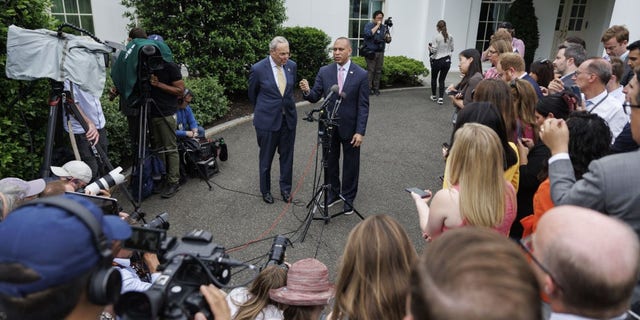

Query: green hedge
left=351, top=55, right=429, bottom=87
left=279, top=26, right=332, bottom=84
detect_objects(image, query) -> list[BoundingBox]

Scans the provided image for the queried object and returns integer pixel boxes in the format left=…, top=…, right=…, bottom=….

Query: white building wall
left=532, top=0, right=559, bottom=61
left=283, top=0, right=349, bottom=44
left=91, top=0, right=129, bottom=43
left=610, top=0, right=640, bottom=43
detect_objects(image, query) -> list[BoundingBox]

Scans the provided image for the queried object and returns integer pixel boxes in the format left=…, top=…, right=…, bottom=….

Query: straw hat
left=269, top=258, right=334, bottom=306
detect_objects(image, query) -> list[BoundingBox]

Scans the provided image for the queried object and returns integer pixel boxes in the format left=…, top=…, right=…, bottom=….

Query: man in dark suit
left=540, top=67, right=640, bottom=254
left=299, top=37, right=369, bottom=214
left=249, top=36, right=297, bottom=204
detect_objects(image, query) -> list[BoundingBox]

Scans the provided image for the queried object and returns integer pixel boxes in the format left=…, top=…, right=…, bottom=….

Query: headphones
left=23, top=197, right=122, bottom=305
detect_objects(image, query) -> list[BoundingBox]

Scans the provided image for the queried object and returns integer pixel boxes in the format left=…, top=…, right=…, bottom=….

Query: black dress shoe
left=281, top=192, right=292, bottom=203
left=161, top=183, right=180, bottom=199
left=263, top=192, right=274, bottom=204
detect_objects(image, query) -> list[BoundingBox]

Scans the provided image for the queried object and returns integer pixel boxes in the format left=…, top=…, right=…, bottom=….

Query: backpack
left=130, top=152, right=165, bottom=200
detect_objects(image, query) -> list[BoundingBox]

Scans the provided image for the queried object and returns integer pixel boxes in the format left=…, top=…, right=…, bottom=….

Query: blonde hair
left=232, top=266, right=287, bottom=320
left=446, top=123, right=505, bottom=227
left=332, top=214, right=417, bottom=320
left=489, top=39, right=513, bottom=55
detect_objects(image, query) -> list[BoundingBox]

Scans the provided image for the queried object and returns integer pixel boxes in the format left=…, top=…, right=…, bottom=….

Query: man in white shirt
left=601, top=25, right=632, bottom=86
left=573, top=58, right=628, bottom=141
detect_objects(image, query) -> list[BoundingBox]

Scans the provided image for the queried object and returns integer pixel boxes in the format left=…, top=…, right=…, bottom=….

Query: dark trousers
left=430, top=56, right=451, bottom=97
left=255, top=117, right=295, bottom=195
left=325, top=129, right=360, bottom=208
left=366, top=52, right=385, bottom=91
left=73, top=128, right=109, bottom=179
left=150, top=116, right=180, bottom=185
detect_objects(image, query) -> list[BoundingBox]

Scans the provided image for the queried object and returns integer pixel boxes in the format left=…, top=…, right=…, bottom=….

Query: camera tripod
left=296, top=104, right=364, bottom=243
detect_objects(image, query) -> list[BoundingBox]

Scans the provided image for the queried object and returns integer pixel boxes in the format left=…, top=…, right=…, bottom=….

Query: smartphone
left=123, top=226, right=166, bottom=252
left=446, top=90, right=458, bottom=96
left=405, top=187, right=431, bottom=198
left=65, top=191, right=119, bottom=215
left=570, top=85, right=582, bottom=106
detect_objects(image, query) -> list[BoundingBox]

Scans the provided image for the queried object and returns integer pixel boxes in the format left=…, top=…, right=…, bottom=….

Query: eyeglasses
left=623, top=101, right=640, bottom=114
left=573, top=70, right=593, bottom=77
left=518, top=237, right=564, bottom=291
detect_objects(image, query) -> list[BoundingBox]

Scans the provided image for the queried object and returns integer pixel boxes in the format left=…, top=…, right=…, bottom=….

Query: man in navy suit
left=249, top=36, right=297, bottom=204
left=299, top=37, right=370, bottom=214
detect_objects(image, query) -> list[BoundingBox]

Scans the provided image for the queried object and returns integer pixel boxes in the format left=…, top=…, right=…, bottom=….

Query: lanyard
left=587, top=93, right=609, bottom=113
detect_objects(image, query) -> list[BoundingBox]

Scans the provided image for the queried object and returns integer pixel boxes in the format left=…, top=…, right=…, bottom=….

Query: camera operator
left=144, top=34, right=185, bottom=199
left=0, top=194, right=132, bottom=320
left=50, top=160, right=93, bottom=192
left=63, top=79, right=108, bottom=180
left=363, top=11, right=392, bottom=96
left=112, top=239, right=161, bottom=292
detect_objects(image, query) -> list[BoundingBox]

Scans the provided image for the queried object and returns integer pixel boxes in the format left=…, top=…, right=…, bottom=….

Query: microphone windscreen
left=330, top=84, right=339, bottom=93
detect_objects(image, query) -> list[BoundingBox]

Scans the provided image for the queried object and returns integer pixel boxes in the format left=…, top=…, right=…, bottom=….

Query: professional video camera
left=384, top=17, right=393, bottom=27
left=117, top=228, right=241, bottom=319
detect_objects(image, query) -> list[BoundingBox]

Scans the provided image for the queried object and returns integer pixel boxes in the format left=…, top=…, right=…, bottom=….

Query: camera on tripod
left=384, top=17, right=393, bottom=27
left=138, top=45, right=165, bottom=90
left=117, top=227, right=236, bottom=320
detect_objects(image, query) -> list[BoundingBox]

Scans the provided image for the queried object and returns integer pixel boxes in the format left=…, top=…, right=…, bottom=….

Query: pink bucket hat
left=269, top=258, right=335, bottom=306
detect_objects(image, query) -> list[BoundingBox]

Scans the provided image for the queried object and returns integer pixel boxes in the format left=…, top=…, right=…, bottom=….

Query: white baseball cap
left=50, top=160, right=92, bottom=183
left=0, top=177, right=46, bottom=198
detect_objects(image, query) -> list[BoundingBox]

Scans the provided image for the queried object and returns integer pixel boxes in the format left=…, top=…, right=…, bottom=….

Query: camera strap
left=65, top=83, right=82, bottom=161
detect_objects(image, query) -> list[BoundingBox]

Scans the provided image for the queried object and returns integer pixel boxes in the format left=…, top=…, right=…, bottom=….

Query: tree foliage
left=279, top=27, right=331, bottom=85
left=351, top=56, right=429, bottom=87
left=1, top=0, right=58, bottom=178
left=121, top=0, right=287, bottom=94
left=506, top=0, right=539, bottom=69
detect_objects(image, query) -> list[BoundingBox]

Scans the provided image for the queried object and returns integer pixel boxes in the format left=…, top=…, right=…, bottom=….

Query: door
left=552, top=0, right=589, bottom=50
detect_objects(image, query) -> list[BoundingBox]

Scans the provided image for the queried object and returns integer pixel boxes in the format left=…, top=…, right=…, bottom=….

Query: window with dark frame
left=476, top=0, right=514, bottom=53
left=51, top=0, right=94, bottom=34
left=349, top=0, right=384, bottom=56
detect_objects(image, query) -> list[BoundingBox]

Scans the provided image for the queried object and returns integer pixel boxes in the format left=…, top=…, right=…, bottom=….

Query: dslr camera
left=384, top=17, right=393, bottom=27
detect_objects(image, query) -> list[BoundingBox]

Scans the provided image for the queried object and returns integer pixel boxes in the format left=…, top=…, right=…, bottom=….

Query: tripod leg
left=41, top=97, right=60, bottom=178
left=297, top=187, right=324, bottom=243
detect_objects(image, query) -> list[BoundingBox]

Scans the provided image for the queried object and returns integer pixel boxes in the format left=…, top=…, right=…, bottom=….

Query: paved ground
left=116, top=75, right=460, bottom=286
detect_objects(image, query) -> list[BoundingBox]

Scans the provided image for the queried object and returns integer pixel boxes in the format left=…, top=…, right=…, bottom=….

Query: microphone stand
left=297, top=93, right=363, bottom=243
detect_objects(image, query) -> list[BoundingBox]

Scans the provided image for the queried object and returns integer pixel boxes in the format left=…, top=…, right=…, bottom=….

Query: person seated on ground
left=0, top=177, right=45, bottom=220
left=405, top=227, right=541, bottom=320
left=329, top=214, right=417, bottom=320
left=111, top=225, right=161, bottom=293
left=176, top=88, right=205, bottom=139
left=521, top=111, right=611, bottom=238
left=0, top=194, right=131, bottom=320
left=39, top=180, right=68, bottom=197
left=413, top=123, right=516, bottom=239
left=226, top=265, right=287, bottom=320
left=269, top=258, right=334, bottom=320
left=443, top=100, right=520, bottom=191
left=50, top=160, right=93, bottom=192
left=528, top=205, right=639, bottom=319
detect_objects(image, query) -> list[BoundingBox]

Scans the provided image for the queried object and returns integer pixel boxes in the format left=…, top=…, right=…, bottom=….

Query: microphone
left=323, top=84, right=340, bottom=103
left=332, top=91, right=347, bottom=119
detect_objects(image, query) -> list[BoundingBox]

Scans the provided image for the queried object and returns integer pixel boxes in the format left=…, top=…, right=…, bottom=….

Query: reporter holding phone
left=447, top=49, right=483, bottom=110
left=410, top=123, right=516, bottom=240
